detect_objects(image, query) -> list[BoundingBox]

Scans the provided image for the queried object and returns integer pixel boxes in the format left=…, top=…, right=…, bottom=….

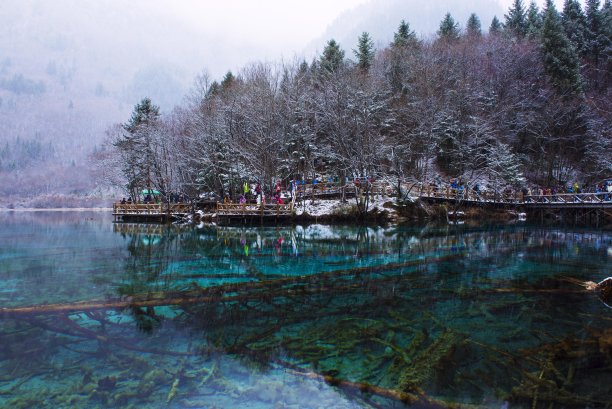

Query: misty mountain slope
left=310, top=0, right=503, bottom=52
left=0, top=0, right=229, bottom=203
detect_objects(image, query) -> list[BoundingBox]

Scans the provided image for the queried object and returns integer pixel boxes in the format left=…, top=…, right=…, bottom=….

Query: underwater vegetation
left=0, top=217, right=610, bottom=408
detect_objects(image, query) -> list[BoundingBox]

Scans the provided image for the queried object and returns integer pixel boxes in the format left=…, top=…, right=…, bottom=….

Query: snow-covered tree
left=114, top=97, right=161, bottom=199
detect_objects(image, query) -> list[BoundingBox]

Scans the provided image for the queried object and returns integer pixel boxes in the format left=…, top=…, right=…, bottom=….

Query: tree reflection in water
left=0, top=219, right=610, bottom=408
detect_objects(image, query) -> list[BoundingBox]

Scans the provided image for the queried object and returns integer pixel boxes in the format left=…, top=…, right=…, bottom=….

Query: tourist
left=239, top=195, right=246, bottom=204
left=275, top=180, right=282, bottom=196
left=120, top=197, right=126, bottom=204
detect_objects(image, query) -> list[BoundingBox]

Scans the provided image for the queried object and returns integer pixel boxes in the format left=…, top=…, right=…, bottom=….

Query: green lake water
left=0, top=211, right=610, bottom=408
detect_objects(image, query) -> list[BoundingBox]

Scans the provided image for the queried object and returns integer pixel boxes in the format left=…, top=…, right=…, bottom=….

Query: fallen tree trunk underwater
left=0, top=254, right=462, bottom=316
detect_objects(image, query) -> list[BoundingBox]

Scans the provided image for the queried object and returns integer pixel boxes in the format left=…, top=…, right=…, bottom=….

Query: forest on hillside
left=97, top=0, right=612, bottom=202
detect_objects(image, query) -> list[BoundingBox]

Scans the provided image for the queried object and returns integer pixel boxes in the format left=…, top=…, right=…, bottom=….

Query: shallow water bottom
left=0, top=212, right=610, bottom=408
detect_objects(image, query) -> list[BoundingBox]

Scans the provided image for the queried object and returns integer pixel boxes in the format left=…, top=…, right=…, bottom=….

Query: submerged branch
left=1, top=254, right=461, bottom=316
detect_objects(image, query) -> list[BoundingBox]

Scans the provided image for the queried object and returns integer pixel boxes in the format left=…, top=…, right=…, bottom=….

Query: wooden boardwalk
left=417, top=187, right=612, bottom=209
left=416, top=187, right=611, bottom=224
left=294, top=181, right=389, bottom=199
left=215, top=197, right=295, bottom=223
left=112, top=203, right=192, bottom=222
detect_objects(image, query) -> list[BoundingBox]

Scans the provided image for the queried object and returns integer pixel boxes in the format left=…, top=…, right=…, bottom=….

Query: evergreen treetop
left=320, top=39, right=345, bottom=74
left=585, top=0, right=608, bottom=63
left=562, top=0, right=588, bottom=54
left=489, top=16, right=503, bottom=34
left=466, top=13, right=482, bottom=37
left=393, top=20, right=418, bottom=47
left=221, top=71, right=236, bottom=91
left=354, top=32, right=375, bottom=71
left=505, top=0, right=528, bottom=37
left=541, top=0, right=583, bottom=93
left=526, top=1, right=543, bottom=38
left=438, top=13, right=460, bottom=40
left=123, top=97, right=160, bottom=134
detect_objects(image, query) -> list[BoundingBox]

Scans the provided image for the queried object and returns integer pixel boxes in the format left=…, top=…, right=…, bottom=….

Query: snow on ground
left=293, top=194, right=393, bottom=217
left=294, top=198, right=350, bottom=217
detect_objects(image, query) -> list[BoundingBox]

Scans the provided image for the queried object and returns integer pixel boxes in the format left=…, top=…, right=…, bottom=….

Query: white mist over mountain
left=0, top=0, right=546, bottom=203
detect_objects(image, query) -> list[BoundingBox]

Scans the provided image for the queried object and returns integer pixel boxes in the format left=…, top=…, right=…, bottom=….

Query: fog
left=0, top=0, right=578, bottom=205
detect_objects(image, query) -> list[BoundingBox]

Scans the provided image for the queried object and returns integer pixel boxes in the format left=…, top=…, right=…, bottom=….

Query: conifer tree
left=392, top=20, right=418, bottom=47
left=489, top=16, right=503, bottom=34
left=389, top=21, right=416, bottom=94
left=206, top=81, right=220, bottom=98
left=585, top=0, right=607, bottom=64
left=466, top=13, right=482, bottom=37
left=526, top=1, right=543, bottom=38
left=438, top=13, right=460, bottom=40
left=115, top=97, right=161, bottom=198
left=562, top=0, right=588, bottom=54
left=505, top=0, right=528, bottom=37
left=541, top=0, right=582, bottom=92
left=354, top=32, right=375, bottom=72
left=221, top=71, right=236, bottom=92
left=320, top=39, right=345, bottom=74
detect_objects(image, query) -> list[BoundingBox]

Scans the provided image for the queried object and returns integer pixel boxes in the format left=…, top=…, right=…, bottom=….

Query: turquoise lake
left=0, top=211, right=610, bottom=408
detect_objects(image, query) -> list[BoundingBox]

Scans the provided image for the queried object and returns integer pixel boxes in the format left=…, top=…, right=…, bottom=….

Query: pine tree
left=221, top=71, right=236, bottom=91
left=123, top=97, right=160, bottom=134
left=526, top=1, right=543, bottom=38
left=466, top=13, right=482, bottom=37
left=438, top=13, right=460, bottom=40
left=392, top=20, right=418, bottom=47
left=489, top=16, right=503, bottom=34
left=116, top=97, right=161, bottom=198
left=562, top=0, right=588, bottom=54
left=505, top=0, right=528, bottom=37
left=541, top=0, right=583, bottom=92
left=320, top=39, right=345, bottom=74
left=585, top=0, right=607, bottom=65
left=354, top=32, right=375, bottom=71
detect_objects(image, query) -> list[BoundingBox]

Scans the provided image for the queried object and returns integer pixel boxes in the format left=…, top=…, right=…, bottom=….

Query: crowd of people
left=119, top=178, right=611, bottom=206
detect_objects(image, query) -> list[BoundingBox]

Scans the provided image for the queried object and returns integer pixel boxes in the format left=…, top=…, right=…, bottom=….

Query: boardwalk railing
left=216, top=202, right=293, bottom=217
left=113, top=203, right=162, bottom=215
left=523, top=192, right=610, bottom=205
left=417, top=185, right=523, bottom=203
left=112, top=203, right=192, bottom=216
left=417, top=185, right=611, bottom=206
left=295, top=182, right=390, bottom=198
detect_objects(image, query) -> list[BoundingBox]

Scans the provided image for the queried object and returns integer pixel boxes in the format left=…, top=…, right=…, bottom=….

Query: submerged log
left=584, top=277, right=612, bottom=304
left=0, top=254, right=461, bottom=316
left=283, top=367, right=484, bottom=409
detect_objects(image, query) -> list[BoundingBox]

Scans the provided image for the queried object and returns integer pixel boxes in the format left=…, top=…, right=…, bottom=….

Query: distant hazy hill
left=0, top=0, right=505, bottom=204
left=0, top=0, right=251, bottom=203
left=309, top=0, right=503, bottom=53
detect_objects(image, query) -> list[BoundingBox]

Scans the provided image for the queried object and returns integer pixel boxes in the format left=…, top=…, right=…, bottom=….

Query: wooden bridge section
left=215, top=195, right=296, bottom=223
left=417, top=188, right=612, bottom=224
left=112, top=203, right=192, bottom=222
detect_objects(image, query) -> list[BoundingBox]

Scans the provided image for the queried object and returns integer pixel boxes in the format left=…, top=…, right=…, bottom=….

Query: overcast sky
left=146, top=0, right=576, bottom=64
